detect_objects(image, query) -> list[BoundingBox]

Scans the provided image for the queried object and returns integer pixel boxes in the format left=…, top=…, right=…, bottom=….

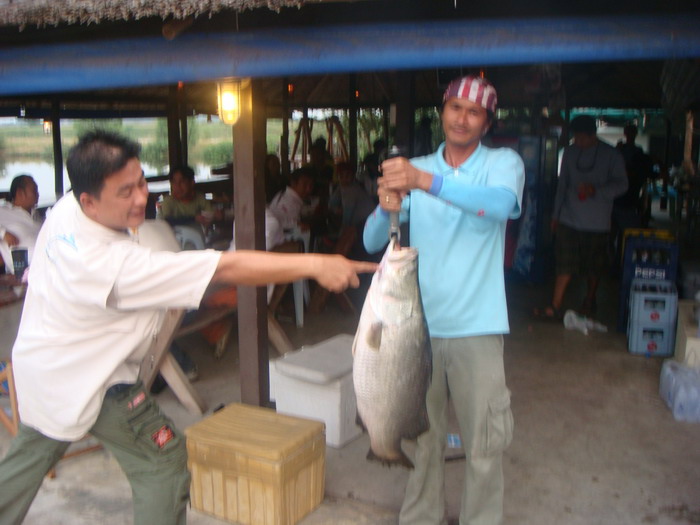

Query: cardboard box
left=272, top=334, right=362, bottom=448
left=675, top=300, right=700, bottom=368
left=185, top=403, right=325, bottom=525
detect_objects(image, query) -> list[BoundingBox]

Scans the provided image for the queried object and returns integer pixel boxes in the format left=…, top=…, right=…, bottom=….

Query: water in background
left=0, top=161, right=212, bottom=208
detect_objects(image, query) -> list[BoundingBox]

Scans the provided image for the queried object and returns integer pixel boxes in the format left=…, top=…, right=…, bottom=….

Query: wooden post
left=349, top=74, right=358, bottom=169
left=684, top=110, right=694, bottom=166
left=167, top=85, right=181, bottom=169
left=50, top=99, right=63, bottom=198
left=233, top=78, right=270, bottom=407
left=394, top=71, right=415, bottom=155
left=178, top=82, right=188, bottom=166
left=281, top=77, right=291, bottom=178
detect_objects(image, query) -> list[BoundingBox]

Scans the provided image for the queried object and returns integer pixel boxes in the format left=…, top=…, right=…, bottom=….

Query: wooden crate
left=185, top=403, right=325, bottom=525
left=675, top=300, right=700, bottom=368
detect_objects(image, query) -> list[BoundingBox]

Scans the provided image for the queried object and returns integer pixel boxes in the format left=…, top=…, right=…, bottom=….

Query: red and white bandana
left=443, top=75, right=497, bottom=113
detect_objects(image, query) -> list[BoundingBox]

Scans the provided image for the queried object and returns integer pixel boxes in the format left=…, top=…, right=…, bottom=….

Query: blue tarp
left=1, top=13, right=699, bottom=96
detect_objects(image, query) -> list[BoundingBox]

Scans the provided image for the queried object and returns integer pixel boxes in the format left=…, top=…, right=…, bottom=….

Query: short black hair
left=9, top=174, right=33, bottom=201
left=66, top=130, right=141, bottom=201
left=570, top=115, right=597, bottom=135
left=289, top=167, right=315, bottom=184
left=168, top=165, right=195, bottom=182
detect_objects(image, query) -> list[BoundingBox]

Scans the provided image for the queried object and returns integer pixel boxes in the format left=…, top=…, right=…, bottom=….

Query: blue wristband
left=428, top=174, right=443, bottom=196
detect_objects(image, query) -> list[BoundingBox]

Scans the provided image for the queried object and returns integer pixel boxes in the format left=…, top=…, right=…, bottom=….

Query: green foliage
left=73, top=119, right=124, bottom=136
left=139, top=119, right=168, bottom=173
left=358, top=108, right=385, bottom=160
left=141, top=142, right=169, bottom=173
left=202, top=142, right=233, bottom=167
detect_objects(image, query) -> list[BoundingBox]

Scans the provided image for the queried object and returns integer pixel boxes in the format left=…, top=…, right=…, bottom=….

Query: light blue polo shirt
left=364, top=143, right=524, bottom=338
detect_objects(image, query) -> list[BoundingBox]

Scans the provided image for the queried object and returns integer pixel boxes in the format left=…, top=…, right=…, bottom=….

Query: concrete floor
left=2, top=236, right=700, bottom=524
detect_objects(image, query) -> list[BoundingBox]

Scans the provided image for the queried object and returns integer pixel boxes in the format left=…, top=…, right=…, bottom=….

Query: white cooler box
left=270, top=334, right=361, bottom=448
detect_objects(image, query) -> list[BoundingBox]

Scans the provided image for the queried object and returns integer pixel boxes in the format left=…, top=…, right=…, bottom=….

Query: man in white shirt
left=0, top=130, right=375, bottom=525
left=0, top=174, right=41, bottom=274
left=268, top=167, right=316, bottom=231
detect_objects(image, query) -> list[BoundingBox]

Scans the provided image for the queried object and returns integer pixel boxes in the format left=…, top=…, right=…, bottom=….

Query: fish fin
left=402, top=411, right=430, bottom=441
left=366, top=447, right=414, bottom=469
left=365, top=322, right=382, bottom=351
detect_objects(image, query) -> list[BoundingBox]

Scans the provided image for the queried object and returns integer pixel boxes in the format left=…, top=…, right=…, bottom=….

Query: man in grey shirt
left=535, top=115, right=627, bottom=319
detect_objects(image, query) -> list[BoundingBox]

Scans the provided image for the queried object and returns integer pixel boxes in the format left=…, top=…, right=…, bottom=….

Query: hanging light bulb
left=217, top=79, right=242, bottom=125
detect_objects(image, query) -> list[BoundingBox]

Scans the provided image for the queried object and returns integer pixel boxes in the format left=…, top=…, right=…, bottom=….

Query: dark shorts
left=555, top=223, right=609, bottom=275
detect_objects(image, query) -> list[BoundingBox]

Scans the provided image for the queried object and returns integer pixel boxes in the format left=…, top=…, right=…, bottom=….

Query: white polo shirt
left=12, top=194, right=221, bottom=441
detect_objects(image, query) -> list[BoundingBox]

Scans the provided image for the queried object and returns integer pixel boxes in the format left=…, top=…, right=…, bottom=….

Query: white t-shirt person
left=12, top=194, right=221, bottom=441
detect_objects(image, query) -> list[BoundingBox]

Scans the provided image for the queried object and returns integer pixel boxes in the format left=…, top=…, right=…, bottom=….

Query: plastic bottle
left=563, top=310, right=608, bottom=335
left=659, top=360, right=700, bottom=422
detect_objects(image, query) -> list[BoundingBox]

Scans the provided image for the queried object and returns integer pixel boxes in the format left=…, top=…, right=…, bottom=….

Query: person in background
left=535, top=114, right=628, bottom=319
left=0, top=130, right=375, bottom=525
left=613, top=123, right=653, bottom=233
left=158, top=165, right=220, bottom=227
left=359, top=138, right=387, bottom=203
left=327, top=162, right=375, bottom=254
left=0, top=174, right=41, bottom=275
left=306, top=137, right=335, bottom=185
left=268, top=167, right=316, bottom=232
left=264, top=153, right=287, bottom=204
left=414, top=115, right=434, bottom=157
left=364, top=75, right=524, bottom=525
left=309, top=162, right=376, bottom=313
left=305, top=138, right=335, bottom=224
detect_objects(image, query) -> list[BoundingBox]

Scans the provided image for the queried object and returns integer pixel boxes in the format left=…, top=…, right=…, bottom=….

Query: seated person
left=309, top=163, right=374, bottom=314
left=0, top=175, right=42, bottom=276
left=158, top=165, right=220, bottom=227
left=328, top=161, right=375, bottom=252
left=268, top=167, right=316, bottom=232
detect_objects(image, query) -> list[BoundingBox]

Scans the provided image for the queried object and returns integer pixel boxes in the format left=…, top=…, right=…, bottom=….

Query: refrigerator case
left=511, top=135, right=559, bottom=283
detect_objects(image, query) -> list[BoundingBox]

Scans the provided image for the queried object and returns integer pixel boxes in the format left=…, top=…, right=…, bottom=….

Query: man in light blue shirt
left=364, top=75, right=524, bottom=525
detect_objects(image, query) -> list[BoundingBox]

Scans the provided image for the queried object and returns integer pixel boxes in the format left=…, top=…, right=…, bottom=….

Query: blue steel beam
left=1, top=13, right=699, bottom=96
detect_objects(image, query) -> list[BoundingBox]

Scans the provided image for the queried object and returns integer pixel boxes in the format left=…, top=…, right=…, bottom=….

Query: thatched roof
left=0, top=0, right=330, bottom=28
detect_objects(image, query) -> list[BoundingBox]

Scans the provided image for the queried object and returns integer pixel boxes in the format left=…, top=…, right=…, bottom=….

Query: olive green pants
left=0, top=382, right=190, bottom=525
left=399, top=335, right=514, bottom=525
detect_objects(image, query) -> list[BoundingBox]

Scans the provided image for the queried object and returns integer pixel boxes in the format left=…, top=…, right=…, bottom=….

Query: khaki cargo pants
left=400, top=335, right=514, bottom=525
left=0, top=382, right=189, bottom=525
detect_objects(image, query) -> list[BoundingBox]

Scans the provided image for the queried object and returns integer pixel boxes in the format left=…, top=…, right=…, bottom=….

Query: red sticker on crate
left=647, top=341, right=657, bottom=352
left=650, top=311, right=660, bottom=321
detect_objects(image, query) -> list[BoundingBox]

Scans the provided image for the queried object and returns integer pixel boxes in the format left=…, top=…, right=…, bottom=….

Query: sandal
left=532, top=304, right=563, bottom=321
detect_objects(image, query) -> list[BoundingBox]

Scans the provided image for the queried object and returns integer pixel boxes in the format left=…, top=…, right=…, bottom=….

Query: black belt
left=105, top=383, right=135, bottom=397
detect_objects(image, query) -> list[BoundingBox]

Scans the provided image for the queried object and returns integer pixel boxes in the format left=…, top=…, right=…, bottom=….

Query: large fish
left=352, top=238, right=432, bottom=468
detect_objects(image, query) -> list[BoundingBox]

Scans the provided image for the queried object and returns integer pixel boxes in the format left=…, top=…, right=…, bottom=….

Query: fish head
left=370, top=240, right=420, bottom=323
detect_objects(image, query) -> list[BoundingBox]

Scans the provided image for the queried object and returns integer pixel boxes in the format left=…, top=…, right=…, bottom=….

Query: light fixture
left=217, top=79, right=242, bottom=126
